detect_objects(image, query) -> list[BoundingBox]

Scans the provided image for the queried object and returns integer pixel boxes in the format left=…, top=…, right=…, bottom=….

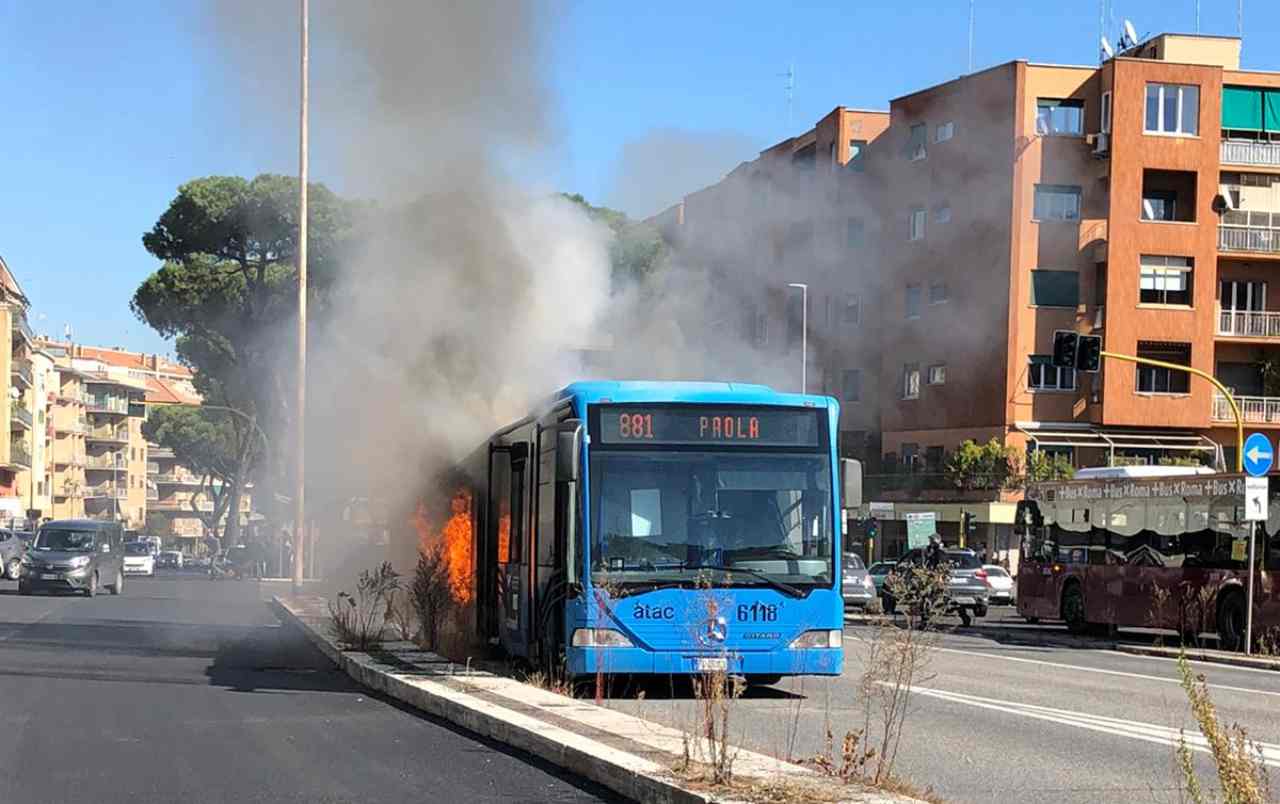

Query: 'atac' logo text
left=632, top=603, right=675, bottom=620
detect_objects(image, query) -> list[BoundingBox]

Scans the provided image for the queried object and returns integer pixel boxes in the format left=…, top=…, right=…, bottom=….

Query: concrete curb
left=270, top=595, right=923, bottom=804
left=1114, top=643, right=1280, bottom=671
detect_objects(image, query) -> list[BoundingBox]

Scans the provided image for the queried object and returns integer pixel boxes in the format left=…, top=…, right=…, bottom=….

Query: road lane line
left=1084, top=647, right=1280, bottom=678
left=893, top=644, right=1280, bottom=700
left=903, top=683, right=1280, bottom=767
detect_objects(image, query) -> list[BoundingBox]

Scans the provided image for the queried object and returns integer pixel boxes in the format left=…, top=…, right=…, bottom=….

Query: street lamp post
left=293, top=0, right=310, bottom=594
left=787, top=283, right=808, bottom=394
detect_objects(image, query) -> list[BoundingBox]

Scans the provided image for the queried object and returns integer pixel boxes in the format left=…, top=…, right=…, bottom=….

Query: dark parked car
left=0, top=529, right=28, bottom=580
left=19, top=519, right=125, bottom=596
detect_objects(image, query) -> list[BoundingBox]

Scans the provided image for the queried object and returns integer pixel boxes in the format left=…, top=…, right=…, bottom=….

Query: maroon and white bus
left=1015, top=472, right=1280, bottom=650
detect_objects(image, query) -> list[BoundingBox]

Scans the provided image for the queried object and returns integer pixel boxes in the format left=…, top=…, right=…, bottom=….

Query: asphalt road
left=0, top=570, right=615, bottom=804
left=611, top=609, right=1280, bottom=803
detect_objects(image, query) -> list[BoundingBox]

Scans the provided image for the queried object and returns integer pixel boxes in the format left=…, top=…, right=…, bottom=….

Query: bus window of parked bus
left=1051, top=506, right=1090, bottom=564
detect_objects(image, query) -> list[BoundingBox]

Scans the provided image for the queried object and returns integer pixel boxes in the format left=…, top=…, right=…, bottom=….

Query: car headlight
left=789, top=629, right=842, bottom=649
left=863, top=576, right=875, bottom=589
left=69, top=556, right=91, bottom=568
left=570, top=628, right=634, bottom=648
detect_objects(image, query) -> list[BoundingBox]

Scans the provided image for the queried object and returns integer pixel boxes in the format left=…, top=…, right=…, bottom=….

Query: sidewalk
left=272, top=594, right=926, bottom=804
left=1114, top=642, right=1280, bottom=672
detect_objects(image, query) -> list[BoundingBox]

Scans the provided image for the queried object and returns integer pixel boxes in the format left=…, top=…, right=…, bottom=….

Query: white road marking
left=903, top=683, right=1280, bottom=767
left=924, top=645, right=1280, bottom=699
left=1085, top=647, right=1280, bottom=678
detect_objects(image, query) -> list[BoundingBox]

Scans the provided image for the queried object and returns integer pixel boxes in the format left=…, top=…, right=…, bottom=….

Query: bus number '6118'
left=738, top=603, right=778, bottom=622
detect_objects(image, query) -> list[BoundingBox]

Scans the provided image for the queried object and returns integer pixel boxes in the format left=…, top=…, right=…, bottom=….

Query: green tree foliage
left=560, top=192, right=668, bottom=288
left=142, top=405, right=241, bottom=541
left=1023, top=450, right=1076, bottom=484
left=132, top=175, right=357, bottom=538
left=945, top=439, right=1016, bottom=491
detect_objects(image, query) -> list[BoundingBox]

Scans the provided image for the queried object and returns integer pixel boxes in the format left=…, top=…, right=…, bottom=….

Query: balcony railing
left=86, top=428, right=129, bottom=444
left=1217, top=309, right=1280, bottom=339
left=1213, top=392, right=1280, bottom=423
left=1219, top=211, right=1280, bottom=255
left=83, top=483, right=127, bottom=500
left=10, top=311, right=33, bottom=344
left=9, top=440, right=30, bottom=468
left=147, top=462, right=159, bottom=474
left=1222, top=139, right=1280, bottom=168
left=10, top=359, right=32, bottom=389
left=154, top=472, right=202, bottom=485
left=10, top=406, right=32, bottom=429
left=85, top=398, right=130, bottom=415
left=151, top=498, right=213, bottom=512
left=85, top=455, right=127, bottom=471
left=54, top=419, right=88, bottom=435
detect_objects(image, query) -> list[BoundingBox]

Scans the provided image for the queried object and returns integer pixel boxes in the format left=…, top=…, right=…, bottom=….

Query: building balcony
left=85, top=455, right=127, bottom=471
left=85, top=398, right=130, bottom=415
left=83, top=483, right=127, bottom=500
left=155, top=472, right=202, bottom=486
left=1222, top=140, right=1280, bottom=169
left=146, top=461, right=159, bottom=474
left=1217, top=309, right=1280, bottom=340
left=1213, top=392, right=1280, bottom=425
left=1219, top=212, right=1280, bottom=256
left=151, top=498, right=213, bottom=512
left=8, top=440, right=30, bottom=469
left=11, top=359, right=33, bottom=389
left=10, top=311, right=33, bottom=345
left=85, top=428, right=129, bottom=445
left=10, top=406, right=32, bottom=430
left=54, top=420, right=88, bottom=435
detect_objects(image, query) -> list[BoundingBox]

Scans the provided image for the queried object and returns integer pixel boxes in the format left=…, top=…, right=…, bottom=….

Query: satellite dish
left=1123, top=19, right=1139, bottom=47
left=1101, top=36, right=1114, bottom=59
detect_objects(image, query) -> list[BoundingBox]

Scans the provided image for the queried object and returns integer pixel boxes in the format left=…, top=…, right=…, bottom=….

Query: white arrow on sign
left=1248, top=444, right=1273, bottom=465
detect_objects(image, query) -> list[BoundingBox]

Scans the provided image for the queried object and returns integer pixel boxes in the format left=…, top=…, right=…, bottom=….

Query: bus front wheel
left=1061, top=583, right=1087, bottom=635
left=1217, top=591, right=1247, bottom=652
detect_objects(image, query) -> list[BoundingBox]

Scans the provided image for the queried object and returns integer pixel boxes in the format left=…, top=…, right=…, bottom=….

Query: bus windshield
left=589, top=450, right=833, bottom=589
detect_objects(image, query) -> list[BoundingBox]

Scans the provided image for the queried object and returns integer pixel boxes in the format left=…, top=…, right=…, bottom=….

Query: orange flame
left=410, top=490, right=475, bottom=605
left=497, top=513, right=511, bottom=564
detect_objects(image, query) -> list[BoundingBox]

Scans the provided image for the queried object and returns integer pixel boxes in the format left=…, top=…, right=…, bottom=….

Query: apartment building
left=0, top=256, right=34, bottom=526
left=47, top=355, right=88, bottom=521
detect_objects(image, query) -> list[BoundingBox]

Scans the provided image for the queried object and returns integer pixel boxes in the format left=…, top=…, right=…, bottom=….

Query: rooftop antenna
left=1195, top=0, right=1200, bottom=33
left=1101, top=36, right=1114, bottom=61
left=1238, top=0, right=1243, bottom=60
left=1121, top=19, right=1138, bottom=50
left=778, top=62, right=795, bottom=128
left=967, top=0, right=975, bottom=73
left=1098, top=0, right=1105, bottom=64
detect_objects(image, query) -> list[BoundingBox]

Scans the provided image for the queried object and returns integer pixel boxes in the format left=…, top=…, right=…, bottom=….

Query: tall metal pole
left=788, top=283, right=807, bottom=394
left=967, top=0, right=975, bottom=73
left=1246, top=520, right=1257, bottom=655
left=293, top=0, right=309, bottom=593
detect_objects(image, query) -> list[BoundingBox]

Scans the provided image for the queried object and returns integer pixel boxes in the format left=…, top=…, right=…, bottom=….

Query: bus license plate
left=695, top=658, right=727, bottom=672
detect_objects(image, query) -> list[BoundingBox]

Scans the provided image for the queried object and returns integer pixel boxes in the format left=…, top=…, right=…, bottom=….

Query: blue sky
left=2, top=0, right=1276, bottom=356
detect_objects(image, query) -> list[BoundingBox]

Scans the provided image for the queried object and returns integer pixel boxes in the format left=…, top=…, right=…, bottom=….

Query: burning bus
left=438, top=380, right=860, bottom=684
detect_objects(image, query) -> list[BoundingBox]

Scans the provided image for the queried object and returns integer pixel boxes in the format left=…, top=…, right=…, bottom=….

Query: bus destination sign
left=597, top=406, right=821, bottom=447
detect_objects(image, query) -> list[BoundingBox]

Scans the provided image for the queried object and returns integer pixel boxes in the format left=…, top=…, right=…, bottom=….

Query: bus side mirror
left=556, top=421, right=582, bottom=484
left=842, top=458, right=863, bottom=509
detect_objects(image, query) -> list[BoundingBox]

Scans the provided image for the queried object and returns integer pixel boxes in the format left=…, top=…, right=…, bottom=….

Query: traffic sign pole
left=1242, top=443, right=1271, bottom=655
left=1247, top=521, right=1257, bottom=656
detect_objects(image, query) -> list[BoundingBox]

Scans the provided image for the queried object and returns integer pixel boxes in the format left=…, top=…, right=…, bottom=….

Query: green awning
left=1222, top=86, right=1263, bottom=130
left=1266, top=90, right=1280, bottom=133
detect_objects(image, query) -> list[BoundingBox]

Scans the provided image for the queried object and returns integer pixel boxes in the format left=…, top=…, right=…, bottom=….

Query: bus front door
left=494, top=440, right=533, bottom=660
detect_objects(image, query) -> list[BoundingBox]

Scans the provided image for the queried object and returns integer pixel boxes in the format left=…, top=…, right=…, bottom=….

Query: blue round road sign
left=1243, top=432, right=1274, bottom=477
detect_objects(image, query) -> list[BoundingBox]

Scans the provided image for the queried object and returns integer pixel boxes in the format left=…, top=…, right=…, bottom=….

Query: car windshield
left=125, top=543, right=151, bottom=556
left=869, top=562, right=892, bottom=575
left=843, top=553, right=866, bottom=571
left=34, top=528, right=96, bottom=552
left=590, top=450, right=833, bottom=588
left=984, top=566, right=1009, bottom=577
left=947, top=552, right=982, bottom=569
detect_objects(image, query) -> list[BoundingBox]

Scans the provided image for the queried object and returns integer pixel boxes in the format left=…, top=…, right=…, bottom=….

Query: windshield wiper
left=722, top=566, right=805, bottom=598
left=611, top=580, right=696, bottom=598
left=726, top=546, right=805, bottom=560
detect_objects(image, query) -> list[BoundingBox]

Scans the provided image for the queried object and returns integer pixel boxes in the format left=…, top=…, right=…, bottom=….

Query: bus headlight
left=789, top=629, right=842, bottom=649
left=570, top=628, right=634, bottom=648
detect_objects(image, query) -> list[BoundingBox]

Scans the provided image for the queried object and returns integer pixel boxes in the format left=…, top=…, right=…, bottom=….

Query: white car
left=123, top=542, right=155, bottom=576
left=982, top=564, right=1015, bottom=605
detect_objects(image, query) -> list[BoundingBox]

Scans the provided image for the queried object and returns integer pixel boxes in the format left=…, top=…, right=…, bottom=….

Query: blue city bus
left=464, top=381, right=861, bottom=684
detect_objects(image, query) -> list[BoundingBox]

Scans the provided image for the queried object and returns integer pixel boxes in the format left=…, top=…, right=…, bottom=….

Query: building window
left=901, top=443, right=921, bottom=472
left=846, top=217, right=865, bottom=249
left=925, top=446, right=945, bottom=472
left=934, top=204, right=951, bottom=224
left=1101, top=91, right=1112, bottom=134
left=909, top=207, right=926, bottom=240
left=1141, top=169, right=1196, bottom=222
left=1136, top=342, right=1191, bottom=393
left=1033, top=184, right=1081, bottom=221
left=908, top=124, right=927, bottom=161
left=1145, top=83, right=1199, bottom=136
left=905, top=284, right=922, bottom=319
left=929, top=281, right=948, bottom=304
left=1036, top=98, right=1085, bottom=136
left=848, top=139, right=866, bottom=171
left=927, top=364, right=947, bottom=385
left=902, top=363, right=921, bottom=399
left=843, top=293, right=861, bottom=325
left=935, top=121, right=955, bottom=143
left=1029, top=356, right=1076, bottom=391
left=1139, top=256, right=1193, bottom=306
left=1141, top=190, right=1177, bottom=221
left=842, top=369, right=862, bottom=402
left=1030, top=270, right=1080, bottom=307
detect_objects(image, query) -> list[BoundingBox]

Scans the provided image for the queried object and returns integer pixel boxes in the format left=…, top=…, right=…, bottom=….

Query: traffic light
left=1052, top=330, right=1079, bottom=369
left=966, top=513, right=978, bottom=537
left=866, top=517, right=878, bottom=540
left=1077, top=335, right=1102, bottom=373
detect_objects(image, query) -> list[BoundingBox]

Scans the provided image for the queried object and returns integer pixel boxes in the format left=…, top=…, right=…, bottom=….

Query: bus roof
left=1072, top=465, right=1215, bottom=480
left=554, top=381, right=833, bottom=408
